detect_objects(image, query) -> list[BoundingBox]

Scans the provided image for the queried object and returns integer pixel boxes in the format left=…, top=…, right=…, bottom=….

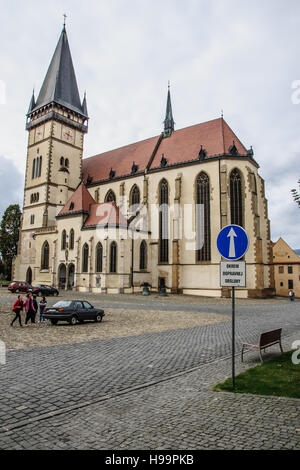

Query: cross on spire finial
left=63, top=13, right=67, bottom=28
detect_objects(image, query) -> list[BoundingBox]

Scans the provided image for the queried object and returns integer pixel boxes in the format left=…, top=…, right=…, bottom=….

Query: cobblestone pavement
left=0, top=333, right=299, bottom=450
left=0, top=293, right=299, bottom=449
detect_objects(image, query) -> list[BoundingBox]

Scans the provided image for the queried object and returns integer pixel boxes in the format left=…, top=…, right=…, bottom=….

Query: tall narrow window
left=105, top=190, right=116, bottom=202
left=35, top=157, right=40, bottom=178
left=110, top=242, right=117, bottom=273
left=130, top=185, right=140, bottom=208
left=32, top=159, right=36, bottom=179
left=140, top=241, right=147, bottom=270
left=159, top=179, right=169, bottom=263
left=95, top=242, right=103, bottom=272
left=82, top=243, right=89, bottom=273
left=38, top=156, right=42, bottom=177
left=61, top=230, right=67, bottom=250
left=196, top=172, right=211, bottom=261
left=69, top=229, right=74, bottom=250
left=41, top=241, right=49, bottom=270
left=230, top=169, right=243, bottom=227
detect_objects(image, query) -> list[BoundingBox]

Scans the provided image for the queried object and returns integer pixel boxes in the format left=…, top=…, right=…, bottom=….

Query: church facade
left=13, top=26, right=275, bottom=298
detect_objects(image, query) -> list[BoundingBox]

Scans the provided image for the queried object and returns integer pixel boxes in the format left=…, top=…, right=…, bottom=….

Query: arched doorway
left=58, top=264, right=66, bottom=289
left=26, top=267, right=32, bottom=284
left=68, top=264, right=75, bottom=290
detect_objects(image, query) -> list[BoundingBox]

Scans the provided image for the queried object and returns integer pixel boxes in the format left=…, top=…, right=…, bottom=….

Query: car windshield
left=52, top=301, right=72, bottom=308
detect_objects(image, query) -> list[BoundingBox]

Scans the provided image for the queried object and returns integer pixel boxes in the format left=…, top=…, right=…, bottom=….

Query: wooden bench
left=241, top=328, right=283, bottom=363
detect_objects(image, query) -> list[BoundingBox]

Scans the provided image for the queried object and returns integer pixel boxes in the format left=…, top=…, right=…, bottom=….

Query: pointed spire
left=164, top=81, right=175, bottom=137
left=81, top=91, right=88, bottom=117
left=27, top=89, right=36, bottom=115
left=32, top=26, right=85, bottom=116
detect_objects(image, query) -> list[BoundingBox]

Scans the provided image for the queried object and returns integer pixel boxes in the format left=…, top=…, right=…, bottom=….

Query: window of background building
left=288, top=266, right=293, bottom=274
left=288, top=280, right=294, bottom=289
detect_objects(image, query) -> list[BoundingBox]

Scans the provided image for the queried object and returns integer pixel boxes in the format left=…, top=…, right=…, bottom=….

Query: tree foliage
left=0, top=204, right=22, bottom=278
left=291, top=179, right=300, bottom=207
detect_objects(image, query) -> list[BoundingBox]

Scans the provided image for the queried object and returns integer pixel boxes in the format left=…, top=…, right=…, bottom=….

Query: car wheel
left=69, top=315, right=77, bottom=326
left=51, top=319, right=58, bottom=325
left=95, top=314, right=103, bottom=322
left=54, top=291, right=58, bottom=297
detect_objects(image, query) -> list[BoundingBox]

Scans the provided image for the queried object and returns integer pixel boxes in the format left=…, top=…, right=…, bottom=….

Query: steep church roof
left=83, top=202, right=128, bottom=228
left=82, top=117, right=249, bottom=184
left=57, top=182, right=95, bottom=217
left=31, top=26, right=87, bottom=117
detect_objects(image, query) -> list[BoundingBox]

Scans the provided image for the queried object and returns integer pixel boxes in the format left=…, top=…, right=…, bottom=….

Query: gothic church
left=13, top=26, right=275, bottom=298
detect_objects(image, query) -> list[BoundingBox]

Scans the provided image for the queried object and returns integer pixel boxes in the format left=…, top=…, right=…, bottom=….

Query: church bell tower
left=23, top=24, right=88, bottom=231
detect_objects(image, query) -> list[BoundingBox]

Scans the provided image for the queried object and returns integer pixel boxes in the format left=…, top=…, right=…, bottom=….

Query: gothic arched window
left=61, top=230, right=67, bottom=250
left=95, top=242, right=103, bottom=273
left=105, top=190, right=116, bottom=203
left=140, top=241, right=147, bottom=270
left=38, top=156, right=42, bottom=177
left=159, top=179, right=169, bottom=263
left=41, top=241, right=49, bottom=270
left=110, top=242, right=117, bottom=273
left=230, top=169, right=243, bottom=227
left=65, top=158, right=69, bottom=168
left=60, top=156, right=65, bottom=167
left=130, top=185, right=140, bottom=208
left=69, top=229, right=74, bottom=250
left=82, top=243, right=89, bottom=273
left=196, top=172, right=211, bottom=261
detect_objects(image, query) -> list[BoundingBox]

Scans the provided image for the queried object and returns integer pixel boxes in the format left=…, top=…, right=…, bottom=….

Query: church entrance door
left=68, top=264, right=75, bottom=290
left=58, top=264, right=66, bottom=289
left=26, top=267, right=32, bottom=285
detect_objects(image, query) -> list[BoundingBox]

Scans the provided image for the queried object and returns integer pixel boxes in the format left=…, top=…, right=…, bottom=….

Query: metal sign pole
left=232, top=286, right=235, bottom=389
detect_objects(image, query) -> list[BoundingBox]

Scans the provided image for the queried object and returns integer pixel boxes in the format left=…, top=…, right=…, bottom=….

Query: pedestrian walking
left=289, top=289, right=295, bottom=301
left=32, top=295, right=38, bottom=323
left=38, top=296, right=47, bottom=322
left=10, top=295, right=24, bottom=327
left=25, top=293, right=34, bottom=327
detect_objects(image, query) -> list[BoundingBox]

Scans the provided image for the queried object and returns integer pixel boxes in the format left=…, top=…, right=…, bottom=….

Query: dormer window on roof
left=160, top=154, right=168, bottom=167
left=109, top=168, right=116, bottom=179
left=198, top=146, right=207, bottom=160
left=229, top=142, right=238, bottom=156
left=69, top=202, right=74, bottom=210
left=131, top=162, right=139, bottom=174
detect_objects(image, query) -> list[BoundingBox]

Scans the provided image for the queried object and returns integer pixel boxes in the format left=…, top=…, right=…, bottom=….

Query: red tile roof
left=58, top=182, right=96, bottom=217
left=82, top=135, right=160, bottom=183
left=82, top=118, right=248, bottom=183
left=83, top=202, right=128, bottom=228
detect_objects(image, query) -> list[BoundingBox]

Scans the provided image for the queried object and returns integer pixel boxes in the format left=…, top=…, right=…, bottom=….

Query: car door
left=74, top=301, right=85, bottom=320
left=83, top=301, right=95, bottom=320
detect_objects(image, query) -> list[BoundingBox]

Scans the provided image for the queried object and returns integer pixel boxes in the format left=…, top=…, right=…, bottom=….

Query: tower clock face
left=62, top=126, right=74, bottom=143
left=35, top=126, right=44, bottom=141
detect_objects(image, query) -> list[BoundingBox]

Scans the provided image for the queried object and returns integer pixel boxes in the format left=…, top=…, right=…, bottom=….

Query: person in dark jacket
left=25, top=293, right=34, bottom=326
left=32, top=295, right=38, bottom=323
left=11, top=295, right=24, bottom=327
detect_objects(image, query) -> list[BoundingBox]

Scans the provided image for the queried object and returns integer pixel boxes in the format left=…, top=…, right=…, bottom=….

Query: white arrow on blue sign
left=217, top=225, right=249, bottom=261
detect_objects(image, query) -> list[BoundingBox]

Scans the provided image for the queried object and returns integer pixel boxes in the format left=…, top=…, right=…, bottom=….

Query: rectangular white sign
left=220, top=261, right=246, bottom=287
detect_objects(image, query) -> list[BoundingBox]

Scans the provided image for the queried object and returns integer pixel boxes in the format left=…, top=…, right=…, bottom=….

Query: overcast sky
left=0, top=0, right=299, bottom=248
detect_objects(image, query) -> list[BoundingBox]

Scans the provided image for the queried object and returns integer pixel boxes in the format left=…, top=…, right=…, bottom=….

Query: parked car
left=44, top=300, right=105, bottom=325
left=8, top=281, right=32, bottom=293
left=30, top=284, right=59, bottom=297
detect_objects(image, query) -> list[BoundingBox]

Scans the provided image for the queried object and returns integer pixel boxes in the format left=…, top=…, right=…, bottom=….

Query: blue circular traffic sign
left=217, top=225, right=249, bottom=260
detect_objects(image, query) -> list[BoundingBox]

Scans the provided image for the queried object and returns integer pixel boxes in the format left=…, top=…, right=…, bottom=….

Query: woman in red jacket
left=11, top=295, right=24, bottom=327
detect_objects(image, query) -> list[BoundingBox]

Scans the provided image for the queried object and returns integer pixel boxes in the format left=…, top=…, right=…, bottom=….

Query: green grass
left=213, top=351, right=300, bottom=398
